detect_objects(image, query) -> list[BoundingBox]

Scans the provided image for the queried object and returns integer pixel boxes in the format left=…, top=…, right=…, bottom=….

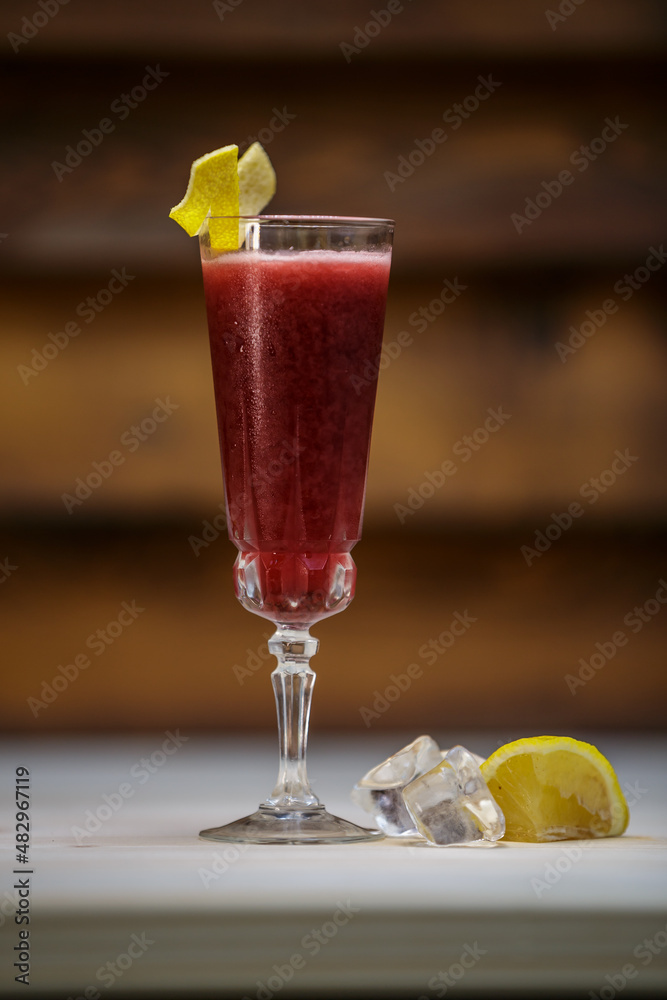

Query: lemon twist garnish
left=169, top=144, right=238, bottom=242
left=169, top=142, right=276, bottom=250
left=480, top=736, right=629, bottom=842
left=237, top=142, right=277, bottom=216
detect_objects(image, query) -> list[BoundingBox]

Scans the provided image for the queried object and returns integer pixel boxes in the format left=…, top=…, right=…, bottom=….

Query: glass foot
left=199, top=805, right=384, bottom=844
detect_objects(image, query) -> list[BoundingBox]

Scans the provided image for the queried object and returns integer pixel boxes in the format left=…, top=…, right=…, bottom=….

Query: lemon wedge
left=480, top=736, right=629, bottom=842
left=169, top=141, right=276, bottom=250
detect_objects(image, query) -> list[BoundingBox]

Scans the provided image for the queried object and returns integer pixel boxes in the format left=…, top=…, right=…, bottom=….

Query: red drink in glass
left=202, top=248, right=391, bottom=626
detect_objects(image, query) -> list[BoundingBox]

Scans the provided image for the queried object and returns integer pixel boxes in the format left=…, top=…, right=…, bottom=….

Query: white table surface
left=1, top=733, right=666, bottom=998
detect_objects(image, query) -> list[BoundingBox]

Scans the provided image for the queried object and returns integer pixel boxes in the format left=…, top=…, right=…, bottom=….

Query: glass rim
left=203, top=215, right=394, bottom=226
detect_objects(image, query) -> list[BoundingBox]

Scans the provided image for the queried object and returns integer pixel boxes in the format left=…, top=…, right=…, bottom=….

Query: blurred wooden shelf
left=1, top=53, right=665, bottom=274
left=1, top=524, right=665, bottom=732
left=1, top=0, right=666, bottom=57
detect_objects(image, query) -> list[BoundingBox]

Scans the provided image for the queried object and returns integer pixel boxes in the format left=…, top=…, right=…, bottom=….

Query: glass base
left=199, top=805, right=384, bottom=845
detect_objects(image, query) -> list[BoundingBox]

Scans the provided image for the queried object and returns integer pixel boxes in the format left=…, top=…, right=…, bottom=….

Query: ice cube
left=351, top=735, right=442, bottom=835
left=402, top=744, right=505, bottom=846
left=440, top=747, right=486, bottom=768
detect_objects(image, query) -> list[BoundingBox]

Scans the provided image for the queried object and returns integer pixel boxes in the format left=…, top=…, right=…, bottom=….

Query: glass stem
left=262, top=626, right=322, bottom=813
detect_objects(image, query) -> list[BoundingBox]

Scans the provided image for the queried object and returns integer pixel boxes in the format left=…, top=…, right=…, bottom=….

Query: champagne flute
left=198, top=216, right=393, bottom=844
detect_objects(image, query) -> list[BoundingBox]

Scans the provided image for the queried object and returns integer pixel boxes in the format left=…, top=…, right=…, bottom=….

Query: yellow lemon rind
left=169, top=144, right=239, bottom=245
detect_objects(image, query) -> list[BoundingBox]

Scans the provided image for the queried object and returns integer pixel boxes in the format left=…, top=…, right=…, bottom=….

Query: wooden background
left=1, top=0, right=666, bottom=734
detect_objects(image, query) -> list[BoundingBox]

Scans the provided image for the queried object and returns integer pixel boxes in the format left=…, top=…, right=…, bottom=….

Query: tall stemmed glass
left=198, top=216, right=393, bottom=844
